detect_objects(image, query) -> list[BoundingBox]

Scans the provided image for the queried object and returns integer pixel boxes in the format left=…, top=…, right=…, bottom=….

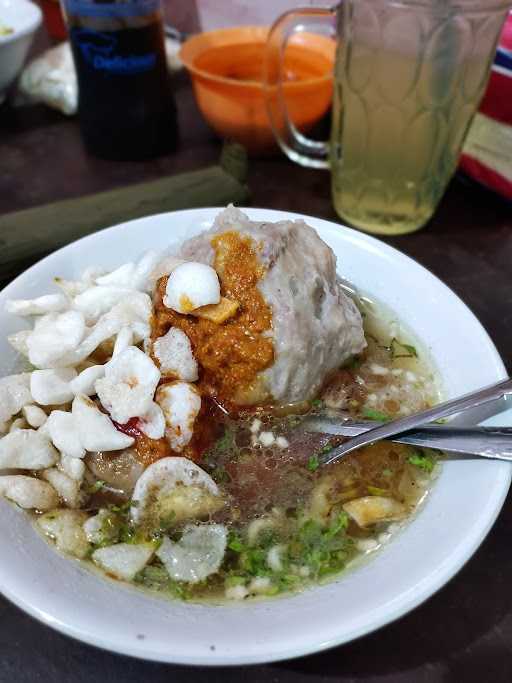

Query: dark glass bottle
left=62, top=0, right=177, bottom=160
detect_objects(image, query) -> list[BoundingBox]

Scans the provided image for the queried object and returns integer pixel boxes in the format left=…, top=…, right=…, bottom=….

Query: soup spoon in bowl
left=316, top=377, right=512, bottom=465
left=306, top=419, right=512, bottom=460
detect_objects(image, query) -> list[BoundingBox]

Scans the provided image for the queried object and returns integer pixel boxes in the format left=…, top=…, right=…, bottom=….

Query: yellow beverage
left=330, top=0, right=506, bottom=235
left=265, top=0, right=509, bottom=234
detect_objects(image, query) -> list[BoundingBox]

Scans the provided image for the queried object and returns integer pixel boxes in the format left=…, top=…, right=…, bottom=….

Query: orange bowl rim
left=179, top=25, right=335, bottom=90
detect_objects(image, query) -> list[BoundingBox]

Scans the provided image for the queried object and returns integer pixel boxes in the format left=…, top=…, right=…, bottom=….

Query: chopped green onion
left=134, top=565, right=169, bottom=588
left=239, top=547, right=269, bottom=576
left=214, top=427, right=236, bottom=452
left=390, top=338, right=418, bottom=359
left=367, top=485, right=389, bottom=496
left=324, top=512, right=349, bottom=538
left=88, top=480, right=106, bottom=494
left=311, top=399, right=323, bottom=408
left=362, top=408, right=390, bottom=422
left=110, top=500, right=132, bottom=514
left=228, top=534, right=244, bottom=553
left=307, top=455, right=320, bottom=471
left=225, top=575, right=246, bottom=587
left=211, top=466, right=231, bottom=484
left=407, top=449, right=435, bottom=473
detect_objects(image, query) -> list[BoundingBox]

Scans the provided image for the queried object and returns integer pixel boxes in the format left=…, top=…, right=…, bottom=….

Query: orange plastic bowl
left=180, top=26, right=335, bottom=154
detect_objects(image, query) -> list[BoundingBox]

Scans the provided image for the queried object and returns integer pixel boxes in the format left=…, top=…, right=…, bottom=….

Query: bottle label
left=71, top=27, right=157, bottom=74
left=64, top=0, right=160, bottom=18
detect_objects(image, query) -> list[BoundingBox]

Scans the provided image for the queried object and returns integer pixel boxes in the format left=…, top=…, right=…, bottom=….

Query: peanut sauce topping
left=152, top=231, right=274, bottom=404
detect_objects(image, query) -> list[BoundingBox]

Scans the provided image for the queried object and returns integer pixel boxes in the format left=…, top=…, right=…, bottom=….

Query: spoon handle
left=397, top=426, right=512, bottom=459
left=320, top=377, right=512, bottom=465
left=309, top=420, right=512, bottom=460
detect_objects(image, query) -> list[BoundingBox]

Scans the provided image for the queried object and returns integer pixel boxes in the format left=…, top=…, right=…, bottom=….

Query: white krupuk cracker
left=138, top=402, right=165, bottom=440
left=92, top=543, right=154, bottom=581
left=0, top=373, right=32, bottom=423
left=26, top=310, right=86, bottom=368
left=53, top=277, right=88, bottom=298
left=30, top=368, right=77, bottom=405
left=58, top=293, right=152, bottom=367
left=37, top=509, right=89, bottom=558
left=95, top=346, right=160, bottom=424
left=95, top=263, right=136, bottom=289
left=0, top=429, right=58, bottom=469
left=112, top=326, right=133, bottom=357
left=42, top=468, right=83, bottom=508
left=83, top=509, right=107, bottom=544
left=93, top=253, right=160, bottom=293
left=73, top=286, right=133, bottom=323
left=72, top=395, right=134, bottom=451
left=69, top=365, right=105, bottom=397
left=46, top=410, right=85, bottom=459
left=156, top=382, right=201, bottom=452
left=153, top=328, right=198, bottom=381
left=83, top=509, right=117, bottom=545
left=133, top=251, right=160, bottom=292
left=7, top=330, right=31, bottom=357
left=6, top=294, right=68, bottom=316
left=156, top=524, right=227, bottom=583
left=58, top=454, right=85, bottom=482
left=22, top=405, right=47, bottom=428
left=0, top=475, right=59, bottom=510
left=9, top=417, right=28, bottom=433
left=81, top=266, right=106, bottom=285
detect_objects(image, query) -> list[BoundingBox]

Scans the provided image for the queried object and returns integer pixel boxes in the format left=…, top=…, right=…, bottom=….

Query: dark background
left=1, top=23, right=512, bottom=683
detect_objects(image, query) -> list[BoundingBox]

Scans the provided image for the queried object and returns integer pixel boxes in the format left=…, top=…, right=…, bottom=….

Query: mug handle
left=264, top=5, right=338, bottom=169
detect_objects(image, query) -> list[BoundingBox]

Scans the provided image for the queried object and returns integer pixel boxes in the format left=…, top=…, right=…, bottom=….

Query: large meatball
left=154, top=207, right=366, bottom=405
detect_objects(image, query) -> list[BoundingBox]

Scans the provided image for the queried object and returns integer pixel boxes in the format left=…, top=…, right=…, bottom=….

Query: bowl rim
left=0, top=0, right=42, bottom=45
left=0, top=206, right=509, bottom=665
left=179, top=25, right=335, bottom=90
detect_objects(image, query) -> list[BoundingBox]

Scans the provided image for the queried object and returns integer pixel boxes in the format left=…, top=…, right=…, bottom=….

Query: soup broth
left=65, top=297, right=440, bottom=603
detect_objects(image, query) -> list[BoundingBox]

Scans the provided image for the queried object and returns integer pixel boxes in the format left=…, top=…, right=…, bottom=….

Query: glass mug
left=264, top=1, right=510, bottom=235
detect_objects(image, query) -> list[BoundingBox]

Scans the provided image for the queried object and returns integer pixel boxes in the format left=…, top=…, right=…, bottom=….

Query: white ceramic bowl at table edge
left=0, top=0, right=42, bottom=102
left=0, top=207, right=510, bottom=666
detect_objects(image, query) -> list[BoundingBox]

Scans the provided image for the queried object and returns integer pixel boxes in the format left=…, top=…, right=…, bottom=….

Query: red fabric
left=460, top=154, right=512, bottom=201
left=479, top=70, right=512, bottom=126
left=459, top=13, right=512, bottom=200
left=500, top=12, right=512, bottom=50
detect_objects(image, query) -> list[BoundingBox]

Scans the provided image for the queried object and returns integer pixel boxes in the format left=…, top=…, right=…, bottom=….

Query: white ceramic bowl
left=0, top=208, right=510, bottom=665
left=0, top=0, right=41, bottom=102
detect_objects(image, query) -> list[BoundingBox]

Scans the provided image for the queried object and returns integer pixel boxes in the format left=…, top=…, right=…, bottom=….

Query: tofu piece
left=343, top=496, right=407, bottom=528
left=190, top=297, right=239, bottom=324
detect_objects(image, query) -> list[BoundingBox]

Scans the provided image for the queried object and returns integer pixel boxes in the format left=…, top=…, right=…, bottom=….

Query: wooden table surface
left=1, top=34, right=512, bottom=683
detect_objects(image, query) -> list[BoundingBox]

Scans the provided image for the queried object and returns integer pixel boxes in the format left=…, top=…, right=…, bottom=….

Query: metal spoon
left=318, top=377, right=512, bottom=466
left=305, top=418, right=512, bottom=460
